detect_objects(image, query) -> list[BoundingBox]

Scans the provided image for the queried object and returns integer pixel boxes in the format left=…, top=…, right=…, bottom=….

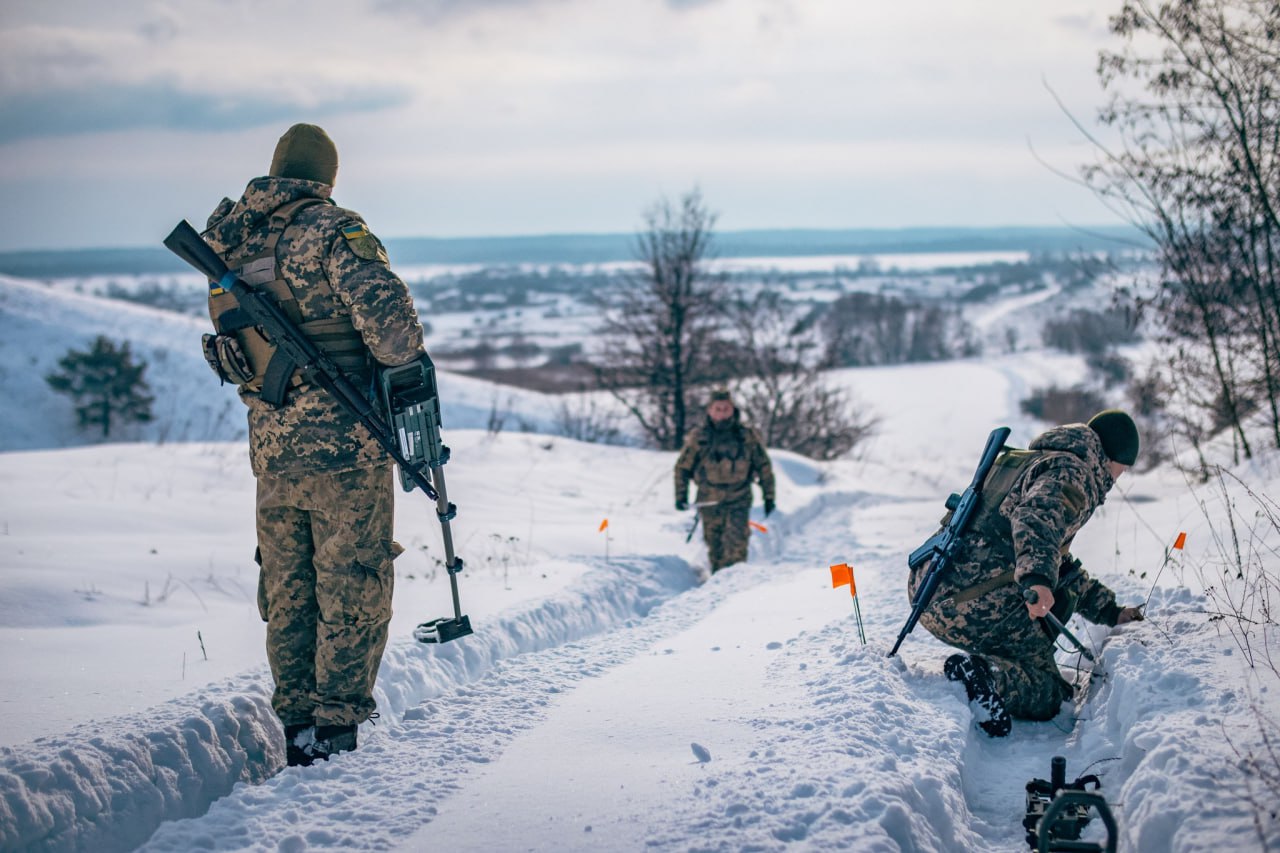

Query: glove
left=1116, top=605, right=1145, bottom=624
left=764, top=498, right=775, bottom=517
left=676, top=499, right=689, bottom=512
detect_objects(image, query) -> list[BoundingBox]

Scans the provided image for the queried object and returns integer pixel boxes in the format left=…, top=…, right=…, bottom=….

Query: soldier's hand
left=1025, top=584, right=1055, bottom=619
left=676, top=499, right=689, bottom=512
left=764, top=498, right=775, bottom=517
left=1116, top=605, right=1145, bottom=624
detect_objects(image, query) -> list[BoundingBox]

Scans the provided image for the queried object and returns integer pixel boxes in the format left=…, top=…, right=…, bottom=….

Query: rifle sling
left=948, top=569, right=1017, bottom=605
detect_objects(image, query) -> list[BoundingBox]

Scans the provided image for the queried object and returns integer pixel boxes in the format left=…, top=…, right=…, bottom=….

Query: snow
left=1, top=273, right=1278, bottom=852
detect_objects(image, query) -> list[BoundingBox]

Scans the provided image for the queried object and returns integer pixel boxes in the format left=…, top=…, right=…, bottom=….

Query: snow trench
left=0, top=554, right=698, bottom=853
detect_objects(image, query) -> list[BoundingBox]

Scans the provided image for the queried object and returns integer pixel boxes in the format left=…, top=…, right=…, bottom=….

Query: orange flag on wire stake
left=748, top=520, right=768, bottom=533
left=830, top=562, right=852, bottom=589
left=830, top=563, right=857, bottom=596
left=598, top=518, right=609, bottom=532
left=829, top=562, right=866, bottom=644
left=1173, top=531, right=1187, bottom=550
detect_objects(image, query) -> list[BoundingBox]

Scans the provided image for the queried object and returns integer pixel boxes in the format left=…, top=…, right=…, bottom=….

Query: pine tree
left=45, top=336, right=155, bottom=438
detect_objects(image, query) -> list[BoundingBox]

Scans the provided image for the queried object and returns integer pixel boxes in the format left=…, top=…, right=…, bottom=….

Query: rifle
left=163, top=220, right=472, bottom=644
left=888, top=426, right=1011, bottom=657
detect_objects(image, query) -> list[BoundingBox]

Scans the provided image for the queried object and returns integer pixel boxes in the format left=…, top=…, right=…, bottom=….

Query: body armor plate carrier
left=203, top=198, right=369, bottom=407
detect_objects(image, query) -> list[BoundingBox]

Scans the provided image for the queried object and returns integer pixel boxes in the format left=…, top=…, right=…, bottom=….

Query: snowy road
left=3, top=354, right=1278, bottom=851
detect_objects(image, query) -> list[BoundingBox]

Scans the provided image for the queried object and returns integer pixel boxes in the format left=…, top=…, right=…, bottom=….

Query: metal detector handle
left=1038, top=791, right=1117, bottom=853
left=1024, top=589, right=1097, bottom=663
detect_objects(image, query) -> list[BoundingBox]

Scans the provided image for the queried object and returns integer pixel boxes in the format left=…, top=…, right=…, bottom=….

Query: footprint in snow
left=691, top=743, right=712, bottom=763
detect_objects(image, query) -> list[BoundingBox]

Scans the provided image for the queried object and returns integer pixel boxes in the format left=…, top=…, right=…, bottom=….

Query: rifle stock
left=888, top=426, right=1012, bottom=657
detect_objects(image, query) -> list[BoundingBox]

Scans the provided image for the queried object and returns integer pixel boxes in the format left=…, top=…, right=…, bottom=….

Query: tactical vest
left=207, top=198, right=368, bottom=407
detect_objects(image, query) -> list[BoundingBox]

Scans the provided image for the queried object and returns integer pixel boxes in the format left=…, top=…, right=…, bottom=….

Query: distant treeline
left=0, top=226, right=1148, bottom=278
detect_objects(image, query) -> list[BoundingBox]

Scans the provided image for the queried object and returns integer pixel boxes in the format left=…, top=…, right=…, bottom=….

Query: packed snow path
left=129, top=476, right=1267, bottom=853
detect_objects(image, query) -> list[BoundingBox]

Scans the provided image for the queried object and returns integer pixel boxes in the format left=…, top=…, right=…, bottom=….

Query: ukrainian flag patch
left=342, top=224, right=370, bottom=240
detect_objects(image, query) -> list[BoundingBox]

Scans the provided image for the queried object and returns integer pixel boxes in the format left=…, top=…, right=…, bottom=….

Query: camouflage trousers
left=255, top=463, right=399, bottom=728
left=701, top=501, right=751, bottom=573
left=921, top=589, right=1073, bottom=721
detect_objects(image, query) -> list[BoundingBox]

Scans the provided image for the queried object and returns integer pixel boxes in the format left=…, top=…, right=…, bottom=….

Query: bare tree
left=728, top=291, right=878, bottom=460
left=595, top=190, right=727, bottom=449
left=1076, top=0, right=1280, bottom=459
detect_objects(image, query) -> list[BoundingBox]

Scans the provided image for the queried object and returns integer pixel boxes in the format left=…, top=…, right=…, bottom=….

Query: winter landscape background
left=3, top=0, right=1280, bottom=850
left=2, top=238, right=1278, bottom=851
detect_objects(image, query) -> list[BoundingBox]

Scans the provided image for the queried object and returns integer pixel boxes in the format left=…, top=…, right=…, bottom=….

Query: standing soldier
left=909, top=410, right=1146, bottom=737
left=201, top=124, right=425, bottom=765
left=675, top=389, right=776, bottom=574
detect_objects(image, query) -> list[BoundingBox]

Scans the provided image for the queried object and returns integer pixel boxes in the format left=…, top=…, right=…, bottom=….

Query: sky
left=0, top=0, right=1130, bottom=251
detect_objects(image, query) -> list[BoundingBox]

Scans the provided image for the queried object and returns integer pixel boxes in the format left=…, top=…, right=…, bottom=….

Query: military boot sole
left=944, top=654, right=1013, bottom=738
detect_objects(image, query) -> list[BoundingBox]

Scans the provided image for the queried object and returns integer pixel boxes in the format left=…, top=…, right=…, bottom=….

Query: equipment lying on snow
left=889, top=426, right=1011, bottom=657
left=164, top=220, right=472, bottom=644
left=1023, top=756, right=1116, bottom=853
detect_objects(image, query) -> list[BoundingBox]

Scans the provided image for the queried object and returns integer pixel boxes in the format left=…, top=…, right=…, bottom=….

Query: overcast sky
left=0, top=0, right=1128, bottom=251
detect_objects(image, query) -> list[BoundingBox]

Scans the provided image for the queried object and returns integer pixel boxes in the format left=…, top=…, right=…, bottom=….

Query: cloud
left=371, top=0, right=562, bottom=23
left=0, top=81, right=410, bottom=144
left=1054, top=12, right=1111, bottom=38
left=666, top=0, right=721, bottom=9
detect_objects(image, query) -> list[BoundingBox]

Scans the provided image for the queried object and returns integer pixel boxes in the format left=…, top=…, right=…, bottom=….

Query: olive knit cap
left=269, top=123, right=339, bottom=186
left=1087, top=409, right=1140, bottom=466
left=709, top=388, right=733, bottom=404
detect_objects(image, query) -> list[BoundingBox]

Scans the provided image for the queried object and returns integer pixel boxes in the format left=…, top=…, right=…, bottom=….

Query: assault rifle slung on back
left=163, top=219, right=473, bottom=644
left=889, top=426, right=1011, bottom=657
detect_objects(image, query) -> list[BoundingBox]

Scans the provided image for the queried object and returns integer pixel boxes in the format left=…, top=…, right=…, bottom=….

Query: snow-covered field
left=1, top=273, right=1278, bottom=852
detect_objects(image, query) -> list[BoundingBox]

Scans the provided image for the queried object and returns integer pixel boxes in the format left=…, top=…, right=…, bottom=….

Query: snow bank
left=0, top=554, right=697, bottom=852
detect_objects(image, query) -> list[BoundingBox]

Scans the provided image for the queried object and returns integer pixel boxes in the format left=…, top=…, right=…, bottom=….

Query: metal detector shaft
left=1024, top=588, right=1096, bottom=663
left=682, top=499, right=724, bottom=543
left=685, top=513, right=701, bottom=543
left=430, top=464, right=464, bottom=620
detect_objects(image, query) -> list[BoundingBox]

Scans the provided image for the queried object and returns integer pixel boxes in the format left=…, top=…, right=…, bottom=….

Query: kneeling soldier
left=909, top=410, right=1145, bottom=736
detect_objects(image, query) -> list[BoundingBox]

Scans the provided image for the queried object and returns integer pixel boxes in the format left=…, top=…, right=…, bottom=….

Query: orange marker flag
left=748, top=520, right=769, bottom=533
left=1173, top=531, right=1187, bottom=550
left=830, top=562, right=852, bottom=589
left=830, top=562, right=866, bottom=644
left=598, top=518, right=609, bottom=532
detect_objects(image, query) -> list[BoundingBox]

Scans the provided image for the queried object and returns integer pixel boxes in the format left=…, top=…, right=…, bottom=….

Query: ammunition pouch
left=202, top=332, right=255, bottom=386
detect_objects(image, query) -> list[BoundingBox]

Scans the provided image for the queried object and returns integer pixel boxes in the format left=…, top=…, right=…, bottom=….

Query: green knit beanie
left=709, top=388, right=733, bottom=405
left=1087, top=409, right=1140, bottom=465
left=269, top=124, right=339, bottom=186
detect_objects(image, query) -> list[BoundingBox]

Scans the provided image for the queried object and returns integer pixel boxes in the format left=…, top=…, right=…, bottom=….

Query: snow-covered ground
left=1, top=273, right=1278, bottom=852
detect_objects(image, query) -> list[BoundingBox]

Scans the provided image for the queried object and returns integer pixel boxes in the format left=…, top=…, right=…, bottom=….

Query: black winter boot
left=305, top=724, right=359, bottom=762
left=284, top=722, right=316, bottom=767
left=944, top=654, right=1012, bottom=738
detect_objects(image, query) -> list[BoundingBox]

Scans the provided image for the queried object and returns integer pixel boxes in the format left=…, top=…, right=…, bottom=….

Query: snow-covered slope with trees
left=1, top=276, right=1277, bottom=852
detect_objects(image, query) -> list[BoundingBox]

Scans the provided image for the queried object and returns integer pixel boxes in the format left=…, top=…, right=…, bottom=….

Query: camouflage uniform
left=908, top=424, right=1124, bottom=720
left=205, top=175, right=424, bottom=729
left=675, top=413, right=775, bottom=572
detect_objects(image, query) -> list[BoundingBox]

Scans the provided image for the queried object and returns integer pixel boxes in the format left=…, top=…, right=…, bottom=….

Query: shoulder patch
left=341, top=223, right=389, bottom=263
